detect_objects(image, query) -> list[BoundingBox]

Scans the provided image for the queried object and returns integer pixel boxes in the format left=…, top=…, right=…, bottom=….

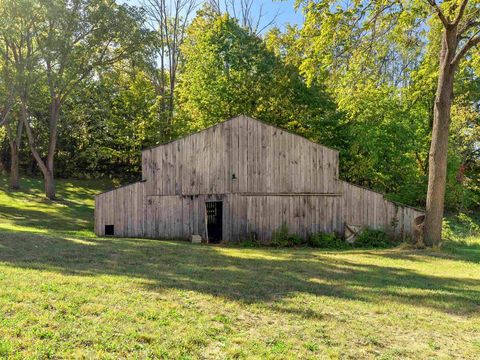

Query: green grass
left=0, top=177, right=479, bottom=359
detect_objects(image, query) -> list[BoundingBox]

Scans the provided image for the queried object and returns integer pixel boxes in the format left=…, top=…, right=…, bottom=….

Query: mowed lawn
left=0, top=178, right=479, bottom=359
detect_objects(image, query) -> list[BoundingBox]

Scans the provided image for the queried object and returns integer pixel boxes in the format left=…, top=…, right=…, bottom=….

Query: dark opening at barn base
left=206, top=201, right=223, bottom=243
left=105, top=225, right=114, bottom=236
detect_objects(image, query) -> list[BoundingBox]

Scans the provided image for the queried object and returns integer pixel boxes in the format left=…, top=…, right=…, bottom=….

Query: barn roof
left=141, top=115, right=339, bottom=154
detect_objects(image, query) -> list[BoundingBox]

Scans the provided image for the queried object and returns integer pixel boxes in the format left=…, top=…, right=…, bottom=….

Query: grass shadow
left=1, top=177, right=479, bottom=321
left=0, top=232, right=478, bottom=318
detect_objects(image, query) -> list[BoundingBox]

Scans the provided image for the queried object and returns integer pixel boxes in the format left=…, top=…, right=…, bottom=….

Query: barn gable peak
left=141, top=115, right=338, bottom=154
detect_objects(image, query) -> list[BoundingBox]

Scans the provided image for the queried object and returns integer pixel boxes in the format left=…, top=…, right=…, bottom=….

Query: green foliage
left=354, top=229, right=394, bottom=248
left=57, top=63, right=166, bottom=180
left=175, top=7, right=338, bottom=140
left=442, top=212, right=480, bottom=262
left=295, top=0, right=480, bottom=211
left=271, top=223, right=303, bottom=247
left=307, top=232, right=348, bottom=249
left=239, top=232, right=261, bottom=248
left=175, top=8, right=273, bottom=131
left=442, top=212, right=480, bottom=241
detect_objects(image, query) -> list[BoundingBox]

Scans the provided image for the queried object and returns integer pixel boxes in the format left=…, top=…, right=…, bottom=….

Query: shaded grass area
left=0, top=177, right=112, bottom=236
left=0, top=177, right=479, bottom=358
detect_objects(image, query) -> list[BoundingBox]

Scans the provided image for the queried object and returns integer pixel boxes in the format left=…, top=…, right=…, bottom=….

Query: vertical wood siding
left=341, top=181, right=424, bottom=239
left=94, top=182, right=146, bottom=237
left=142, top=116, right=341, bottom=196
left=96, top=116, right=424, bottom=241
left=241, top=195, right=343, bottom=243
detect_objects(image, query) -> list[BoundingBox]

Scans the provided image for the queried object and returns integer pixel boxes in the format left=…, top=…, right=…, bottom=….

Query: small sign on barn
left=94, top=116, right=424, bottom=243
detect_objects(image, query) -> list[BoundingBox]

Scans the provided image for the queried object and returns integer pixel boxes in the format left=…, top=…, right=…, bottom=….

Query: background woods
left=0, top=0, right=479, bottom=236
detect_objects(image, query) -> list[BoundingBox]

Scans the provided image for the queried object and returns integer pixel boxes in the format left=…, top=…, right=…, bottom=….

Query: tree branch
left=426, top=0, right=452, bottom=28
left=458, top=7, right=480, bottom=35
left=20, top=106, right=49, bottom=176
left=451, top=32, right=480, bottom=66
left=453, top=0, right=469, bottom=26
left=0, top=102, right=14, bottom=127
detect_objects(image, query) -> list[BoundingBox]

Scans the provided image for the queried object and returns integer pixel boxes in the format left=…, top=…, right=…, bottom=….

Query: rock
left=191, top=234, right=202, bottom=244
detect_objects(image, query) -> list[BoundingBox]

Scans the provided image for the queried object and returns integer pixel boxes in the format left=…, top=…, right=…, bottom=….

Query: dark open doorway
left=206, top=201, right=223, bottom=243
left=105, top=225, right=114, bottom=236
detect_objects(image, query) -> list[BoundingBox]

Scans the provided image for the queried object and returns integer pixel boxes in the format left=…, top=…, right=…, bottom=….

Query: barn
left=94, top=115, right=424, bottom=243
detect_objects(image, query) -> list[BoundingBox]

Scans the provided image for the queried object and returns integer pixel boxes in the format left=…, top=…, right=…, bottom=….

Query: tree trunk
left=7, top=111, right=24, bottom=190
left=42, top=99, right=60, bottom=200
left=44, top=170, right=56, bottom=200
left=20, top=98, right=59, bottom=200
left=9, top=140, right=20, bottom=189
left=424, top=29, right=457, bottom=246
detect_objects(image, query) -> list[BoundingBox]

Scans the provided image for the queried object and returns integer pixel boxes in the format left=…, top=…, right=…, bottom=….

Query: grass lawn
left=0, top=177, right=479, bottom=359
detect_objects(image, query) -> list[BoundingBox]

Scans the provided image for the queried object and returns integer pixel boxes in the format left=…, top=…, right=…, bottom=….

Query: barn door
left=206, top=201, right=223, bottom=243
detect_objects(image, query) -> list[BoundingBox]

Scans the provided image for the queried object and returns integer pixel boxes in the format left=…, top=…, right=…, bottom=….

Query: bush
left=442, top=212, right=480, bottom=241
left=271, top=223, right=304, bottom=247
left=307, top=232, right=349, bottom=249
left=353, top=228, right=393, bottom=248
left=240, top=232, right=261, bottom=247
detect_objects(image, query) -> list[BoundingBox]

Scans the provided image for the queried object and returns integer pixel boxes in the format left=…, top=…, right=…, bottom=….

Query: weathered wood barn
left=95, top=115, right=424, bottom=243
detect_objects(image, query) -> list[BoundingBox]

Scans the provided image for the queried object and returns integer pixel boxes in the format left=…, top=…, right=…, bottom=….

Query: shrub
left=354, top=228, right=393, bottom=248
left=307, top=232, right=349, bottom=249
left=271, top=223, right=304, bottom=247
left=442, top=212, right=480, bottom=241
left=240, top=232, right=261, bottom=247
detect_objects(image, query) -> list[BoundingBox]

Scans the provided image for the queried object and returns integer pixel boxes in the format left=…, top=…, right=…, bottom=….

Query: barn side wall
left=94, top=184, right=423, bottom=241
left=241, top=195, right=344, bottom=243
left=145, top=194, right=228, bottom=240
left=94, top=182, right=146, bottom=237
left=142, top=193, right=344, bottom=243
left=142, top=116, right=341, bottom=197
left=341, top=181, right=424, bottom=239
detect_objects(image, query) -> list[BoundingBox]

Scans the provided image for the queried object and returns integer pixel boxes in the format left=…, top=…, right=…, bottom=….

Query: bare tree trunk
left=20, top=99, right=57, bottom=200
left=44, top=170, right=56, bottom=200
left=44, top=98, right=59, bottom=199
left=424, top=29, right=457, bottom=246
left=6, top=113, right=24, bottom=190
left=9, top=140, right=20, bottom=189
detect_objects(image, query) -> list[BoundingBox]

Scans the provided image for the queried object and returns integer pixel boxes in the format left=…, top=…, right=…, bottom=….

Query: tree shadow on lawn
left=0, top=176, right=109, bottom=199
left=1, top=232, right=479, bottom=318
left=0, top=202, right=92, bottom=232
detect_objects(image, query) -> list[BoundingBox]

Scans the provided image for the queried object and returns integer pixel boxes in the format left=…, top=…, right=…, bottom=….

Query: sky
left=123, top=0, right=305, bottom=31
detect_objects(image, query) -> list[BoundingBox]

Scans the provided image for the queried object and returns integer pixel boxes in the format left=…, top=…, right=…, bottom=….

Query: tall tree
left=19, top=0, right=142, bottom=199
left=175, top=5, right=341, bottom=159
left=142, top=0, right=197, bottom=124
left=423, top=0, right=479, bottom=245
left=298, top=0, right=480, bottom=246
left=0, top=0, right=39, bottom=189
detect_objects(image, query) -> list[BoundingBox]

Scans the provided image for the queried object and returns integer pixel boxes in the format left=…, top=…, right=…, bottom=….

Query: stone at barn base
left=191, top=235, right=202, bottom=244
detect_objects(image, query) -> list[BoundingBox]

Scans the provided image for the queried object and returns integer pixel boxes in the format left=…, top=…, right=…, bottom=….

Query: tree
left=208, top=0, right=280, bottom=35
left=423, top=0, right=479, bottom=245
left=298, top=0, right=480, bottom=246
left=142, top=0, right=198, bottom=124
left=0, top=0, right=39, bottom=189
left=0, top=67, right=21, bottom=188
left=176, top=8, right=276, bottom=130
left=19, top=0, right=143, bottom=199
left=176, top=7, right=338, bottom=138
left=57, top=60, right=164, bottom=181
